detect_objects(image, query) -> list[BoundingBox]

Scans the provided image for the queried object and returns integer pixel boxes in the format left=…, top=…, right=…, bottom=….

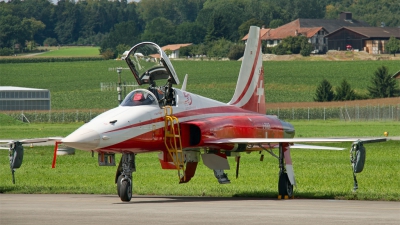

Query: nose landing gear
left=115, top=153, right=136, bottom=202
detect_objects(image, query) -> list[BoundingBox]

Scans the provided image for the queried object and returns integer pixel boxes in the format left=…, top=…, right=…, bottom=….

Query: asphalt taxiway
left=0, top=194, right=399, bottom=225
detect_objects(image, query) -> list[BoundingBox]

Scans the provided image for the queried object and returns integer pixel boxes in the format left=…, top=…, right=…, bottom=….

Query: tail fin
left=228, top=26, right=265, bottom=114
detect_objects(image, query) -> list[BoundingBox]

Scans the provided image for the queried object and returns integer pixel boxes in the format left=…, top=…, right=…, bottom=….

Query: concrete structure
left=0, top=86, right=51, bottom=111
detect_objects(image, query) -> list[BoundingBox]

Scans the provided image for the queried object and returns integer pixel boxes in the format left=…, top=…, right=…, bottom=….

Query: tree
left=386, top=36, right=399, bottom=56
left=334, top=79, right=356, bottom=101
left=100, top=21, right=141, bottom=54
left=238, top=18, right=265, bottom=39
left=141, top=17, right=175, bottom=46
left=269, top=19, right=284, bottom=28
left=21, top=18, right=46, bottom=41
left=175, top=22, right=206, bottom=44
left=314, top=79, right=335, bottom=102
left=368, top=66, right=399, bottom=98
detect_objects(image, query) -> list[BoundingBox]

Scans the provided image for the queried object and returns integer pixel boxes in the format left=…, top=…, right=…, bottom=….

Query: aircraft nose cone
left=62, top=128, right=100, bottom=150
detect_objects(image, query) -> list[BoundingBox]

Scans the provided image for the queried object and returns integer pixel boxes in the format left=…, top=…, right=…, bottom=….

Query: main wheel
left=116, top=174, right=123, bottom=197
left=120, top=180, right=132, bottom=202
left=278, top=172, right=293, bottom=198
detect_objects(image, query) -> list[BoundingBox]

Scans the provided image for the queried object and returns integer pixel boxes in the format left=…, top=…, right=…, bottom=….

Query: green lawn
left=1, top=117, right=399, bottom=200
left=37, top=46, right=101, bottom=57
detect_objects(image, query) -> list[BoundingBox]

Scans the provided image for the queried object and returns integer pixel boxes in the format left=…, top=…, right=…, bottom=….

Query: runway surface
left=1, top=194, right=399, bottom=225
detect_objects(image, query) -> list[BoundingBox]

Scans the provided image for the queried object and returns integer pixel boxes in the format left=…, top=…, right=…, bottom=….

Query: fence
left=3, top=104, right=400, bottom=123
left=266, top=104, right=400, bottom=121
left=4, top=110, right=104, bottom=123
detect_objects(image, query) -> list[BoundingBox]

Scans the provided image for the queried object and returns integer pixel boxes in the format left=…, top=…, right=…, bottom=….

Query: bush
left=227, top=44, right=245, bottom=60
left=206, top=38, right=233, bottom=58
left=300, top=42, right=313, bottom=57
left=273, top=44, right=287, bottom=55
left=101, top=48, right=115, bottom=60
left=43, top=38, right=58, bottom=47
left=0, top=47, right=13, bottom=56
left=179, top=45, right=194, bottom=57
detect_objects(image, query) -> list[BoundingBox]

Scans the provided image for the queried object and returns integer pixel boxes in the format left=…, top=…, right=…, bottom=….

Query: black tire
left=278, top=172, right=293, bottom=198
left=116, top=174, right=123, bottom=197
left=120, top=180, right=132, bottom=202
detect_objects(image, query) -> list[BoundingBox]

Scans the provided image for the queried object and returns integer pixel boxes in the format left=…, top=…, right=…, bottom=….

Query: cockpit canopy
left=124, top=42, right=179, bottom=86
left=120, top=89, right=159, bottom=107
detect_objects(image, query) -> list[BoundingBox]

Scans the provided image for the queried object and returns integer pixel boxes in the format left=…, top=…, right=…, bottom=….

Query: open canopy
left=124, top=42, right=179, bottom=86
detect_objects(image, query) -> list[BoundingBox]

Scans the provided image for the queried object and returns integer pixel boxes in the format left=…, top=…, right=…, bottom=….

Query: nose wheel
left=115, top=153, right=136, bottom=202
left=119, top=178, right=133, bottom=202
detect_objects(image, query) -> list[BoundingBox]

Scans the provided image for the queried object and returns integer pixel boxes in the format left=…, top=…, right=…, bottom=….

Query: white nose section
left=62, top=128, right=100, bottom=150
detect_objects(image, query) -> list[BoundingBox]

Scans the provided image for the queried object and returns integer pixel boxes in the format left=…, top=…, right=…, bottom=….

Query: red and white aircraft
left=3, top=26, right=384, bottom=202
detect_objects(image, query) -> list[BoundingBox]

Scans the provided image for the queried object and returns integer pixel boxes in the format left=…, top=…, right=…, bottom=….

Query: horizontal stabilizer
left=291, top=144, right=345, bottom=150
left=206, top=137, right=387, bottom=144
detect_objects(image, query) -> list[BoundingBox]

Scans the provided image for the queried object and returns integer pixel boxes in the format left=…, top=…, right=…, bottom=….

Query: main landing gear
left=277, top=143, right=294, bottom=199
left=115, top=153, right=136, bottom=202
left=278, top=171, right=293, bottom=198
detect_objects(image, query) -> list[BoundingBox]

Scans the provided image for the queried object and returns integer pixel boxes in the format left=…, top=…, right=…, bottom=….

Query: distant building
left=0, top=86, right=51, bottom=111
left=242, top=12, right=371, bottom=53
left=161, top=43, right=192, bottom=58
left=325, top=27, right=400, bottom=53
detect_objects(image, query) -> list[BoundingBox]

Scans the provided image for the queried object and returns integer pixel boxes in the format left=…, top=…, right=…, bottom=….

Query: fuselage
left=62, top=88, right=295, bottom=153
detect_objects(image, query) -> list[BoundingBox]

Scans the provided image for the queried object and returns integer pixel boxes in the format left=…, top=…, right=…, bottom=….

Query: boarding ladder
left=164, top=106, right=186, bottom=182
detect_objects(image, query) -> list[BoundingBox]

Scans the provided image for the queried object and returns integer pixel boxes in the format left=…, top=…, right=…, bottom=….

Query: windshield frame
left=124, top=42, right=179, bottom=85
left=120, top=89, right=159, bottom=107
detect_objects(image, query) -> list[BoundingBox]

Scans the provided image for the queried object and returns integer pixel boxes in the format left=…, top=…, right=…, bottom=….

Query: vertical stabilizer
left=228, top=26, right=265, bottom=114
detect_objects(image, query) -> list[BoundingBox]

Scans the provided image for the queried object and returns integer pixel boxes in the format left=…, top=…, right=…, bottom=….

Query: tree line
left=314, top=66, right=400, bottom=102
left=1, top=0, right=399, bottom=57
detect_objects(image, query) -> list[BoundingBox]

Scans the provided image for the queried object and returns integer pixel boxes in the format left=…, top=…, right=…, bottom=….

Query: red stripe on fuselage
left=104, top=105, right=257, bottom=134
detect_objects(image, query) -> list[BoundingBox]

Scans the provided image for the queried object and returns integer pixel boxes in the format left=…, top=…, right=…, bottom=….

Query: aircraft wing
left=0, top=137, right=63, bottom=147
left=205, top=137, right=386, bottom=150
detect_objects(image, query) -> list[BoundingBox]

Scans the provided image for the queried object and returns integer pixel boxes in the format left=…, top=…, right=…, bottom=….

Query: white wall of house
left=266, top=40, right=280, bottom=47
left=169, top=50, right=179, bottom=58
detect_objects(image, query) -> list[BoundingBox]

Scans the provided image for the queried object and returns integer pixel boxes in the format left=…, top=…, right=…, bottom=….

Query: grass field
left=0, top=114, right=399, bottom=200
left=36, top=46, right=101, bottom=57
left=1, top=60, right=399, bottom=109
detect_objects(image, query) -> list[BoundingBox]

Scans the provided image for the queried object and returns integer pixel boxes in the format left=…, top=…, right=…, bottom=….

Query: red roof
left=161, top=43, right=192, bottom=51
left=241, top=28, right=273, bottom=40
left=242, top=19, right=326, bottom=41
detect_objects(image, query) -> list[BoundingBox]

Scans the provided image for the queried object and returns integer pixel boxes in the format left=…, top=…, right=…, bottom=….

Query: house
left=242, top=12, right=370, bottom=53
left=161, top=43, right=192, bottom=58
left=325, top=27, right=400, bottom=54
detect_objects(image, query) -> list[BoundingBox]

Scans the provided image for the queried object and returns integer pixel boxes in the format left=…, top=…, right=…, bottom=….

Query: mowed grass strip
left=37, top=46, right=101, bottom=57
left=0, top=142, right=398, bottom=200
left=0, top=118, right=399, bottom=200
